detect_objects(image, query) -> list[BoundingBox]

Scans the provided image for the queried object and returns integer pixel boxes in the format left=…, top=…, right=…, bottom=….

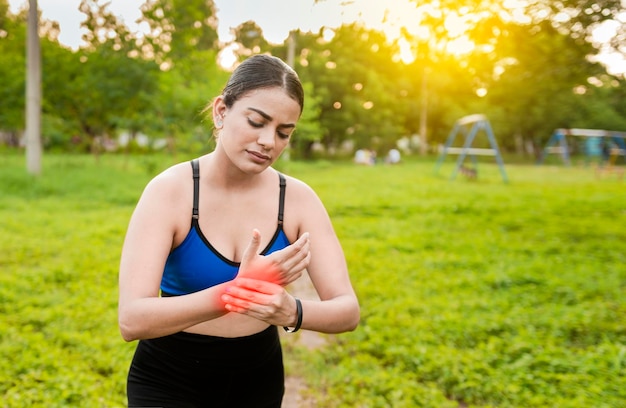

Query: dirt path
left=280, top=272, right=325, bottom=407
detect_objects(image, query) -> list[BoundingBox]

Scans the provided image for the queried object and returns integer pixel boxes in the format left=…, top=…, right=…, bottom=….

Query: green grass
left=1, top=152, right=625, bottom=407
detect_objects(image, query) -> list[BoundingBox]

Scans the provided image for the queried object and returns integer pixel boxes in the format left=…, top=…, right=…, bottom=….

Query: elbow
left=118, top=312, right=140, bottom=342
left=119, top=325, right=138, bottom=342
left=349, top=307, right=361, bottom=331
left=344, top=302, right=361, bottom=332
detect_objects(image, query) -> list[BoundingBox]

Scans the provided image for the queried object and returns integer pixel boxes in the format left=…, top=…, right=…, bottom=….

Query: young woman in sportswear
left=118, top=54, right=360, bottom=407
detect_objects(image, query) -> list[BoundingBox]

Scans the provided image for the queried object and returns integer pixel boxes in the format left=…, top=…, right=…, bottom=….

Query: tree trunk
left=26, top=0, right=42, bottom=175
left=286, top=31, right=296, bottom=68
left=419, top=67, right=428, bottom=156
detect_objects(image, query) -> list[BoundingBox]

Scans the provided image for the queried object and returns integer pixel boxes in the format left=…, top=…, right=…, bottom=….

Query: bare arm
left=117, top=170, right=228, bottom=341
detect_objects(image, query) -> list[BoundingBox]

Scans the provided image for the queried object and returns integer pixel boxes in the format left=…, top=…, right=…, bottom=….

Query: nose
left=257, top=127, right=276, bottom=150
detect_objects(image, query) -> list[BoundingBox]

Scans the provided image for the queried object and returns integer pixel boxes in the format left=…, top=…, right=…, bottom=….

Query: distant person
left=369, top=149, right=377, bottom=164
left=601, top=139, right=611, bottom=163
left=354, top=149, right=376, bottom=165
left=354, top=148, right=369, bottom=164
left=118, top=54, right=360, bottom=407
left=385, top=148, right=401, bottom=164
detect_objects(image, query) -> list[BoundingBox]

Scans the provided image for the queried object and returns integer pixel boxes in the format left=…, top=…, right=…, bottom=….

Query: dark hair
left=221, top=54, right=304, bottom=113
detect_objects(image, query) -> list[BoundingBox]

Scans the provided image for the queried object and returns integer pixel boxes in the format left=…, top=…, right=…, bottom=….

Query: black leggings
left=127, top=325, right=284, bottom=408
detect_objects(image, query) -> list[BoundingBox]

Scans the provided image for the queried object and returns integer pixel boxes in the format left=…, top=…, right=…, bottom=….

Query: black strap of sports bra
left=191, top=159, right=200, bottom=220
left=278, top=173, right=286, bottom=226
left=190, top=160, right=285, bottom=225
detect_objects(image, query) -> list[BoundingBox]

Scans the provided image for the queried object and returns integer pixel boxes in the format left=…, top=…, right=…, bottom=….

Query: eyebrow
left=248, top=107, right=296, bottom=129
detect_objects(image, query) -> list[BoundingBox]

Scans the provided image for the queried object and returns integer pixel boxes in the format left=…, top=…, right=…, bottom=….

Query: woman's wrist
left=283, top=297, right=302, bottom=333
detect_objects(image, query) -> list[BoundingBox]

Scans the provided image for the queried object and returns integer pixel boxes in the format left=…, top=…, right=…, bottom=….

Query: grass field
left=1, top=152, right=624, bottom=407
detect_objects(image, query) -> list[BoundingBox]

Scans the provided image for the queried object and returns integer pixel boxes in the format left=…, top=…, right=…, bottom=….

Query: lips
left=247, top=150, right=271, bottom=163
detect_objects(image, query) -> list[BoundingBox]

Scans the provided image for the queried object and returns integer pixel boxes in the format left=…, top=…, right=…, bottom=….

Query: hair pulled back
left=221, top=54, right=304, bottom=114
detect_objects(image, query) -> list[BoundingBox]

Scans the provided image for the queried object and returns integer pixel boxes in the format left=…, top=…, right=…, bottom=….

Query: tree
left=146, top=49, right=228, bottom=154
left=483, top=20, right=604, bottom=153
left=229, top=20, right=271, bottom=61
left=399, top=0, right=626, bottom=153
left=0, top=0, right=26, bottom=140
left=138, top=0, right=219, bottom=65
left=292, top=25, right=407, bottom=156
left=26, top=0, right=42, bottom=174
left=133, top=0, right=226, bottom=152
left=566, top=75, right=626, bottom=130
left=48, top=0, right=160, bottom=156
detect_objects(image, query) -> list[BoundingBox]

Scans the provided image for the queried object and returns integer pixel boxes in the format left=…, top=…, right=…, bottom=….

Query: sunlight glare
left=503, top=0, right=531, bottom=23
left=369, top=0, right=477, bottom=59
left=217, top=44, right=238, bottom=70
left=446, top=36, right=475, bottom=56
left=398, top=37, right=415, bottom=64
left=443, top=12, right=468, bottom=38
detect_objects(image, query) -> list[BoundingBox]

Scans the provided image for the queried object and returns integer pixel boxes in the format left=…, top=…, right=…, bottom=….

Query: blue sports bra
left=160, top=159, right=291, bottom=296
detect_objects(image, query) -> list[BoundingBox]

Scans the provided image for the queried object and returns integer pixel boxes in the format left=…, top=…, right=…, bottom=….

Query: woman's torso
left=163, top=158, right=299, bottom=337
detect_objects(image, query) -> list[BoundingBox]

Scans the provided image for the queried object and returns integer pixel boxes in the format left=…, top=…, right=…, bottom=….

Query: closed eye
left=247, top=118, right=263, bottom=128
left=248, top=118, right=292, bottom=139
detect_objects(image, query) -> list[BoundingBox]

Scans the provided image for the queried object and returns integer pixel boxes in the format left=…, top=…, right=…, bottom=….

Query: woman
left=118, top=54, right=360, bottom=407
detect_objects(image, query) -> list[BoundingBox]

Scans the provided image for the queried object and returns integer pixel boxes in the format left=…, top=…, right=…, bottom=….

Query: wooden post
left=26, top=0, right=42, bottom=175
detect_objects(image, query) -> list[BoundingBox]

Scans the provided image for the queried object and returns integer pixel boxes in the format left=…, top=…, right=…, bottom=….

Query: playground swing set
left=539, top=128, right=626, bottom=178
left=434, top=114, right=509, bottom=183
left=434, top=116, right=626, bottom=182
left=539, top=129, right=626, bottom=166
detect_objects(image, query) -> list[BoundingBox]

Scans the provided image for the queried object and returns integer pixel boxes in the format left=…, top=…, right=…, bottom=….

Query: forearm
left=298, top=295, right=360, bottom=334
left=119, top=285, right=228, bottom=341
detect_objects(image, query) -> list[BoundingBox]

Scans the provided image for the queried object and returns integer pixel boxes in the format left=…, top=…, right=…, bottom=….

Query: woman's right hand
left=237, top=229, right=310, bottom=286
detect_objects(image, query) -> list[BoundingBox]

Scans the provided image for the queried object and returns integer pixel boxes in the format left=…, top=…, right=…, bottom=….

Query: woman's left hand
left=238, top=229, right=310, bottom=286
left=221, top=278, right=298, bottom=328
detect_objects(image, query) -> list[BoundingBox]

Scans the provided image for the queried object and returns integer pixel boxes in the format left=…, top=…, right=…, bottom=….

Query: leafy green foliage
left=230, top=20, right=271, bottom=60
left=138, top=0, right=219, bottom=63
left=293, top=24, right=408, bottom=151
left=0, top=2, right=26, bottom=131
left=483, top=20, right=602, bottom=151
left=3, top=0, right=626, bottom=158
left=1, top=153, right=624, bottom=406
left=287, top=81, right=324, bottom=160
left=73, top=1, right=161, bottom=146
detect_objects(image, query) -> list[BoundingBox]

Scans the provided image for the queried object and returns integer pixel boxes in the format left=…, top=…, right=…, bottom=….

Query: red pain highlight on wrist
left=238, top=265, right=281, bottom=285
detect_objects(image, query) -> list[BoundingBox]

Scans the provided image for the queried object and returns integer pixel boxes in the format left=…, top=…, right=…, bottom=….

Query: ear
left=212, top=96, right=227, bottom=122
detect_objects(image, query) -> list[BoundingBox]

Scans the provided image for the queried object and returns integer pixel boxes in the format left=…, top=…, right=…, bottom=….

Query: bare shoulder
left=281, top=173, right=332, bottom=230
left=133, top=161, right=194, bottom=225
left=281, top=173, right=322, bottom=203
left=142, top=161, right=192, bottom=199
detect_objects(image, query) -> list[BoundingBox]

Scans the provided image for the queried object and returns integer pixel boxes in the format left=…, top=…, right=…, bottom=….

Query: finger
left=222, top=285, right=279, bottom=317
left=283, top=271, right=303, bottom=286
left=221, top=293, right=250, bottom=313
left=277, top=232, right=309, bottom=257
left=271, top=233, right=310, bottom=268
left=278, top=250, right=311, bottom=283
left=297, top=250, right=312, bottom=271
left=294, top=232, right=310, bottom=247
left=289, top=232, right=310, bottom=256
left=223, top=301, right=248, bottom=314
left=285, top=249, right=311, bottom=273
left=225, top=284, right=270, bottom=302
left=240, top=229, right=262, bottom=265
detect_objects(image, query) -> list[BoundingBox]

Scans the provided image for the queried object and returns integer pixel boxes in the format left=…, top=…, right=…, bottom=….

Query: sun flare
left=352, top=0, right=476, bottom=62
